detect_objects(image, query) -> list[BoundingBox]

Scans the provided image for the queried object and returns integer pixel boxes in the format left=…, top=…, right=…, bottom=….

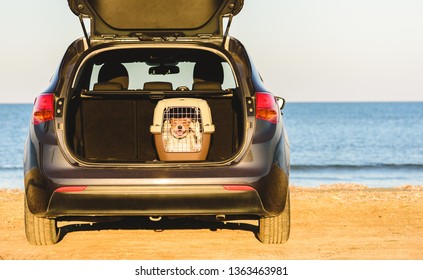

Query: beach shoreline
left=1, top=183, right=422, bottom=260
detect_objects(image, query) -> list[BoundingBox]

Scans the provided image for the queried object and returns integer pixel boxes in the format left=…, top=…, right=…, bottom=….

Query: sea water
left=0, top=104, right=32, bottom=189
left=0, top=102, right=422, bottom=189
left=283, top=102, right=423, bottom=187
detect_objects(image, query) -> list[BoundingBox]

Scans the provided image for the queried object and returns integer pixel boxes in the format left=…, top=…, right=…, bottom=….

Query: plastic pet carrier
left=150, top=98, right=215, bottom=161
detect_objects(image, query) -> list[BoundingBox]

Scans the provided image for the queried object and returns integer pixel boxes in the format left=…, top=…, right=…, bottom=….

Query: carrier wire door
left=150, top=98, right=215, bottom=161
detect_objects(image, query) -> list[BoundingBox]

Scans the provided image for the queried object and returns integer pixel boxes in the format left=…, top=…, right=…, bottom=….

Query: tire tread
left=24, top=199, right=59, bottom=245
left=257, top=191, right=290, bottom=244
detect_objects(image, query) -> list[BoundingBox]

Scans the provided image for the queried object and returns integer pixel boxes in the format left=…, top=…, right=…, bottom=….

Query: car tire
left=24, top=198, right=60, bottom=245
left=257, top=190, right=290, bottom=244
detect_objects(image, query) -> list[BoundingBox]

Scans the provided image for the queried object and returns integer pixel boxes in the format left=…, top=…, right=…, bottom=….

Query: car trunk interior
left=65, top=48, right=245, bottom=163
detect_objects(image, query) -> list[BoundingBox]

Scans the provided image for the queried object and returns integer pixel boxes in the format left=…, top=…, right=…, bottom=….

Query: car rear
left=24, top=0, right=290, bottom=245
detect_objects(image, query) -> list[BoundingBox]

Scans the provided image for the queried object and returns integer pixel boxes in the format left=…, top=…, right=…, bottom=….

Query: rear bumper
left=25, top=127, right=289, bottom=218
left=44, top=185, right=267, bottom=218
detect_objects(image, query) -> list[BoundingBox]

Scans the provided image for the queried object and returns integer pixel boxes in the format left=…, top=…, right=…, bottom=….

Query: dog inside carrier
left=150, top=98, right=215, bottom=161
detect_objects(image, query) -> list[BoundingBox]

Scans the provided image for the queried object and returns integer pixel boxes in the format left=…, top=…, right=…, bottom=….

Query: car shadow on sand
left=57, top=217, right=258, bottom=242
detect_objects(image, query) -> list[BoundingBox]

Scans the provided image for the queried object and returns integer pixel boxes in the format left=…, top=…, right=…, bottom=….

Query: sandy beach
left=1, top=184, right=422, bottom=260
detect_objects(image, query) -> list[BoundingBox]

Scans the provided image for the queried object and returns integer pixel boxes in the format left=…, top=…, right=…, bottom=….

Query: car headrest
left=193, top=59, right=224, bottom=84
left=98, top=63, right=129, bottom=89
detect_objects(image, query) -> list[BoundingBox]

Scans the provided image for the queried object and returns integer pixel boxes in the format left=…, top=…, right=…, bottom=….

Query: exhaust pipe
left=216, top=214, right=226, bottom=221
left=149, top=216, right=162, bottom=222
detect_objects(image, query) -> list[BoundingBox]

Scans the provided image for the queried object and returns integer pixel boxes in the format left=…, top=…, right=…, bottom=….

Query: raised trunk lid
left=68, top=0, right=243, bottom=39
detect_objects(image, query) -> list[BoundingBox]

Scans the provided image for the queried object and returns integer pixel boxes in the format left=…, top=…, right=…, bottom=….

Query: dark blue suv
left=24, top=0, right=290, bottom=245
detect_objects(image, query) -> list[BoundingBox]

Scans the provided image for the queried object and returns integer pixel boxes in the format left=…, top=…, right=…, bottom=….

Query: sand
left=1, top=184, right=422, bottom=260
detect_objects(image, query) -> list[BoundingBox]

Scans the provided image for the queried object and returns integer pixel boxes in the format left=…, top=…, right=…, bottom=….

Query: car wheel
left=24, top=198, right=60, bottom=245
left=257, top=190, right=290, bottom=244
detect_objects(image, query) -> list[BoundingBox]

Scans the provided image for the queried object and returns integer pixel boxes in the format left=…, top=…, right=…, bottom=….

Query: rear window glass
left=84, top=48, right=236, bottom=91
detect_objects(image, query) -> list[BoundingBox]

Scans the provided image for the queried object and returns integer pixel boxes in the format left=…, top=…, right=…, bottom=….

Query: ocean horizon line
left=1, top=100, right=423, bottom=105
left=291, top=163, right=423, bottom=170
left=3, top=162, right=423, bottom=171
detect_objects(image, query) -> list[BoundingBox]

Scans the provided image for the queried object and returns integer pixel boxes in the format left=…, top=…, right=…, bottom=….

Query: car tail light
left=32, top=93, right=54, bottom=125
left=255, top=92, right=279, bottom=124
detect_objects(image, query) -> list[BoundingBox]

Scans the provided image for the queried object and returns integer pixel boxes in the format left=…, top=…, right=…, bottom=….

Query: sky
left=0, top=0, right=422, bottom=103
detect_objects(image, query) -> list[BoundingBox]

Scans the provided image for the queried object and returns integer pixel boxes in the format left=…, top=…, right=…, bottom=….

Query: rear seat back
left=143, top=82, right=173, bottom=91
left=192, top=81, right=222, bottom=91
left=93, top=82, right=123, bottom=91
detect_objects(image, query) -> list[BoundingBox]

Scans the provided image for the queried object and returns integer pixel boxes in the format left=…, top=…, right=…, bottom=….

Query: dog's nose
left=178, top=125, right=183, bottom=130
